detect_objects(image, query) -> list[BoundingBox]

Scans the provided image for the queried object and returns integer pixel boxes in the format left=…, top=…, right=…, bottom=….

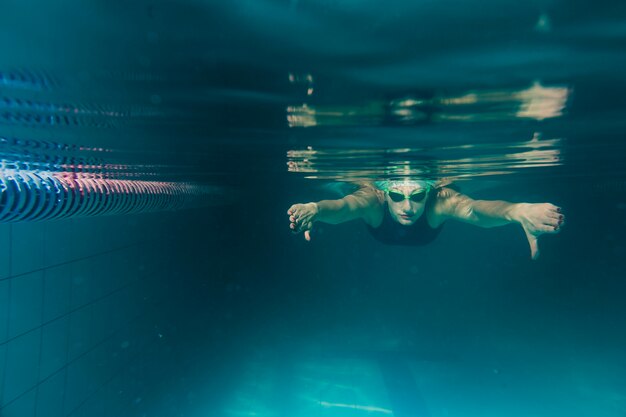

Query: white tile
left=87, top=344, right=108, bottom=391
left=0, top=279, right=9, bottom=343
left=88, top=217, right=116, bottom=253
left=70, top=218, right=98, bottom=260
left=42, top=265, right=72, bottom=322
left=35, top=369, right=65, bottom=417
left=106, top=291, right=130, bottom=334
left=99, top=338, right=120, bottom=383
left=64, top=352, right=101, bottom=416
left=8, top=271, right=44, bottom=339
left=67, top=307, right=92, bottom=362
left=107, top=252, right=131, bottom=291
left=92, top=295, right=117, bottom=343
left=0, top=223, right=10, bottom=279
left=70, top=260, right=94, bottom=310
left=89, top=298, right=112, bottom=347
left=116, top=216, right=136, bottom=246
left=83, top=217, right=110, bottom=254
left=11, top=222, right=45, bottom=276
left=43, top=219, right=74, bottom=266
left=39, top=317, right=69, bottom=381
left=78, top=396, right=108, bottom=417
left=89, top=256, right=115, bottom=301
left=101, top=374, right=123, bottom=417
left=63, top=357, right=89, bottom=416
left=2, top=329, right=40, bottom=406
left=0, top=344, right=6, bottom=405
left=1, top=388, right=36, bottom=417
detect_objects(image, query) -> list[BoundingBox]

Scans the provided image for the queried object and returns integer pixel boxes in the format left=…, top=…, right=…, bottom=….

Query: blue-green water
left=1, top=1, right=626, bottom=416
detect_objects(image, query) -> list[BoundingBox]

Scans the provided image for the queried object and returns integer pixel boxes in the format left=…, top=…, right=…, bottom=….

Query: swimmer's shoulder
left=430, top=186, right=462, bottom=224
left=352, top=182, right=384, bottom=226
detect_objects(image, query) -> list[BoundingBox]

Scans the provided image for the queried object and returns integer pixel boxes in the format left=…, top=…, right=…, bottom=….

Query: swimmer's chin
left=393, top=214, right=418, bottom=225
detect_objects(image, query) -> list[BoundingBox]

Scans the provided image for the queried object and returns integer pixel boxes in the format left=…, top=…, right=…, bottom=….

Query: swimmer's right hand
left=287, top=202, right=318, bottom=241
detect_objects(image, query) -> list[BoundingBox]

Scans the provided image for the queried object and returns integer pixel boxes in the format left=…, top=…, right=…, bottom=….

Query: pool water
left=1, top=1, right=626, bottom=416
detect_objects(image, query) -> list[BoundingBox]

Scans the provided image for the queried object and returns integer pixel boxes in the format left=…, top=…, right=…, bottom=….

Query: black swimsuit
left=367, top=198, right=443, bottom=246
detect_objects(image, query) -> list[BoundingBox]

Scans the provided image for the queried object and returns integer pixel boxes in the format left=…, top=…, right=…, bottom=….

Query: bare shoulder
left=347, top=182, right=384, bottom=225
left=349, top=182, right=384, bottom=203
left=436, top=187, right=459, bottom=200
left=432, top=187, right=465, bottom=218
left=435, top=187, right=464, bottom=204
left=356, top=182, right=385, bottom=203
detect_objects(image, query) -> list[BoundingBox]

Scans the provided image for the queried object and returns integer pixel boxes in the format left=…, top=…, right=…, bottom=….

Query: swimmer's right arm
left=287, top=184, right=380, bottom=241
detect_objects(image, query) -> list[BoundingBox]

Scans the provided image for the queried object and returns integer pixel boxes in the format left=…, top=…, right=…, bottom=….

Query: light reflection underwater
left=287, top=82, right=570, bottom=128
left=287, top=133, right=562, bottom=181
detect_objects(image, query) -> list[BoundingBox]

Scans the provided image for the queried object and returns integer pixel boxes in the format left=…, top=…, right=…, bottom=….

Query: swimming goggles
left=387, top=189, right=427, bottom=203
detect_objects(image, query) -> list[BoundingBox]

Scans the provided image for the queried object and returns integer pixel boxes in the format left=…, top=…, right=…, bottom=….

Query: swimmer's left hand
left=511, top=203, right=565, bottom=260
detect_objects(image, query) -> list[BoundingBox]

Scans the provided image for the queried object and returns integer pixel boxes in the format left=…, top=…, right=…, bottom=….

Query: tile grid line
left=60, top=225, right=74, bottom=417
left=108, top=240, right=178, bottom=417
left=0, top=275, right=144, bottom=348
left=0, top=221, right=185, bottom=412
left=0, top=224, right=13, bottom=406
left=0, top=307, right=153, bottom=412
left=0, top=238, right=161, bottom=283
left=66, top=328, right=164, bottom=417
left=115, top=340, right=191, bottom=417
left=0, top=232, right=175, bottom=346
left=33, top=263, right=47, bottom=416
left=115, top=292, right=220, bottom=417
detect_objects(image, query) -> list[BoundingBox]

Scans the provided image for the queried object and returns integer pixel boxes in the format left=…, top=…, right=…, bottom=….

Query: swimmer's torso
left=366, top=195, right=444, bottom=246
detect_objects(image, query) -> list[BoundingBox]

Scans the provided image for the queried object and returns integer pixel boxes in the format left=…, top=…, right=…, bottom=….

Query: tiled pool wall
left=0, top=211, right=200, bottom=417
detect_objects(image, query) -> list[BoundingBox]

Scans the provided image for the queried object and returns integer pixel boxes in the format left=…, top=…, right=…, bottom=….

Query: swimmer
left=287, top=180, right=564, bottom=259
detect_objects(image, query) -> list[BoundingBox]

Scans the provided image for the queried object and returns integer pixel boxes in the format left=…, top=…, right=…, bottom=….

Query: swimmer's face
left=385, top=185, right=429, bottom=226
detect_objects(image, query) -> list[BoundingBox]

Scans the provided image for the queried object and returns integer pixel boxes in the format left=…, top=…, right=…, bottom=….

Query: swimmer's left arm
left=437, top=188, right=565, bottom=259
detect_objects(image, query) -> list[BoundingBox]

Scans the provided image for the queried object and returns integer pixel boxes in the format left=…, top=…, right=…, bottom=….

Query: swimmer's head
left=375, top=179, right=435, bottom=226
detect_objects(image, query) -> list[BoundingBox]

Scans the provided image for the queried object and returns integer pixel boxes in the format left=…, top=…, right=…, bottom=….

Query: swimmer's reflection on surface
left=288, top=180, right=564, bottom=260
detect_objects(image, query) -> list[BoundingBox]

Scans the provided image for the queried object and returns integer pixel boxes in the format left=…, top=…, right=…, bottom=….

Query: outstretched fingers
left=542, top=216, right=565, bottom=232
left=541, top=205, right=565, bottom=231
left=542, top=224, right=560, bottom=233
left=545, top=211, right=561, bottom=220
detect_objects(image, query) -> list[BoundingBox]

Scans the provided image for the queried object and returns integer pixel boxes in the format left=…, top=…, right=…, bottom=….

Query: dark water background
left=1, top=0, right=626, bottom=416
